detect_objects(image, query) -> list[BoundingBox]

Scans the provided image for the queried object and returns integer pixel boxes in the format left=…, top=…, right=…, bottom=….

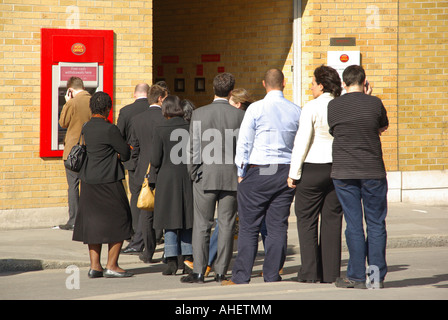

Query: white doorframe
left=293, top=0, right=302, bottom=106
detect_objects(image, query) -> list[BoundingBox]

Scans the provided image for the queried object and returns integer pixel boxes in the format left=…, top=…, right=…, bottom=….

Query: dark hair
left=155, top=80, right=170, bottom=94
left=342, top=65, right=366, bottom=87
left=148, top=84, right=168, bottom=104
left=213, top=73, right=235, bottom=97
left=162, top=95, right=184, bottom=118
left=67, top=77, right=84, bottom=90
left=181, top=99, right=195, bottom=122
left=90, top=91, right=112, bottom=116
left=264, top=68, right=284, bottom=90
left=314, top=65, right=342, bottom=97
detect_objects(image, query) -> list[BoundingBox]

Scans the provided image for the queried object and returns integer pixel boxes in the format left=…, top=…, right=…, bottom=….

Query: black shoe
left=121, top=246, right=142, bottom=254
left=103, top=269, right=133, bottom=278
left=162, top=257, right=178, bottom=275
left=214, top=274, right=227, bottom=283
left=59, top=224, right=74, bottom=230
left=335, top=277, right=367, bottom=289
left=138, top=253, right=155, bottom=263
left=180, top=273, right=204, bottom=283
left=88, top=269, right=103, bottom=279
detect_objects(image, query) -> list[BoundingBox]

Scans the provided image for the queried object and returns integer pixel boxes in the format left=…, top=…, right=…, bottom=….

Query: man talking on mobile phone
left=58, top=76, right=92, bottom=231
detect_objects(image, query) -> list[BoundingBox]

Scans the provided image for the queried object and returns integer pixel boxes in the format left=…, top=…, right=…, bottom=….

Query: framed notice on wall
left=327, top=51, right=360, bottom=91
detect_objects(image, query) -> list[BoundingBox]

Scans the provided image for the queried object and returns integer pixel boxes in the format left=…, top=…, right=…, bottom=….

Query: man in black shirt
left=327, top=65, right=389, bottom=289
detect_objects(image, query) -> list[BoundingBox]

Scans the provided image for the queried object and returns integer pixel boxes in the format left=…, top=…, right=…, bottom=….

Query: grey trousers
left=65, top=167, right=79, bottom=226
left=192, top=180, right=237, bottom=275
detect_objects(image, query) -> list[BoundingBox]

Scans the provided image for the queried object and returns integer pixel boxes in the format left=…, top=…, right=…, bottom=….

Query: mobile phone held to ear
left=65, top=89, right=73, bottom=101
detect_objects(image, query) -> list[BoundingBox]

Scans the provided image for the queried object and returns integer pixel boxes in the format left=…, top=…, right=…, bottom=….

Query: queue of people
left=61, top=65, right=388, bottom=288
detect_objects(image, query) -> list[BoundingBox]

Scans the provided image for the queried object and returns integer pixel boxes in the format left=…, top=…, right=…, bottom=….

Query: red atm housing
left=40, top=28, right=114, bottom=158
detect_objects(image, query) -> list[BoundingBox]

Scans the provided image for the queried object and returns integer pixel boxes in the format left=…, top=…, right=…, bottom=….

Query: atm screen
left=52, top=62, right=102, bottom=151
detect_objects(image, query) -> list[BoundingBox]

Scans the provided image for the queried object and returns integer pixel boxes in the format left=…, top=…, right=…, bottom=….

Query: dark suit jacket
left=129, top=106, right=166, bottom=187
left=79, top=118, right=130, bottom=184
left=188, top=99, right=245, bottom=191
left=117, top=98, right=150, bottom=171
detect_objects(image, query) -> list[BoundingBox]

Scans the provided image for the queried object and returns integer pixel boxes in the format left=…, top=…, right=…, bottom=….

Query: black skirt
left=73, top=180, right=132, bottom=244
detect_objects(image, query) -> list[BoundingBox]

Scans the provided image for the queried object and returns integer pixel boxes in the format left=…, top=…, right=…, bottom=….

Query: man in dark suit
left=117, top=83, right=150, bottom=254
left=128, top=84, right=168, bottom=263
left=181, top=73, right=245, bottom=283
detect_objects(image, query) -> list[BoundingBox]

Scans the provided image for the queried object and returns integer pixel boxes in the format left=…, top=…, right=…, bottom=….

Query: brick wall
left=398, top=0, right=448, bottom=171
left=153, top=0, right=294, bottom=107
left=300, top=0, right=447, bottom=173
left=0, top=0, right=153, bottom=211
left=301, top=0, right=400, bottom=172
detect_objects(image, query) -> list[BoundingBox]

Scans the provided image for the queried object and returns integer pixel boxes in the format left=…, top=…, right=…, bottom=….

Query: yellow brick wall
left=153, top=0, right=294, bottom=107
left=0, top=0, right=153, bottom=210
left=398, top=0, right=448, bottom=171
left=301, top=0, right=399, bottom=172
left=300, top=0, right=447, bottom=172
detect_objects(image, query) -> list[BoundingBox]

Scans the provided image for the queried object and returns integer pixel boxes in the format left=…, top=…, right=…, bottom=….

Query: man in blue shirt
left=224, top=69, right=301, bottom=285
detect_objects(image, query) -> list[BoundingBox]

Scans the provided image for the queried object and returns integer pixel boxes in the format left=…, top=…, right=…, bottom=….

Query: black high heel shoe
left=162, top=257, right=178, bottom=275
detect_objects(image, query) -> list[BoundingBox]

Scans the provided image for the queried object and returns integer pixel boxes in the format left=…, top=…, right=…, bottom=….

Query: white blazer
left=289, top=92, right=335, bottom=180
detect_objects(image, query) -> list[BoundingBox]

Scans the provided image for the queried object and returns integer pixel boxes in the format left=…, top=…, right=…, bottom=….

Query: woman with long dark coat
left=151, top=95, right=194, bottom=275
left=72, top=91, right=133, bottom=278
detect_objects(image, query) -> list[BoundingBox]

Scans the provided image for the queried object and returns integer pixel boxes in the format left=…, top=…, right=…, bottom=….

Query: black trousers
left=128, top=170, right=141, bottom=232
left=140, top=209, right=156, bottom=260
left=294, top=163, right=343, bottom=283
left=126, top=178, right=145, bottom=251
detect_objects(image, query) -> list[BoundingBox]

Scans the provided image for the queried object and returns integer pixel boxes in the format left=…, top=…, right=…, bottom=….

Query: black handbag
left=64, top=130, right=86, bottom=173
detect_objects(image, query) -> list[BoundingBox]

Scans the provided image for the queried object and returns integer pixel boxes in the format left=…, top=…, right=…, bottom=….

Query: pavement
left=0, top=202, right=447, bottom=273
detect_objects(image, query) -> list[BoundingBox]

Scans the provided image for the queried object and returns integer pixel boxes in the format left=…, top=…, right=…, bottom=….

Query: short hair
left=162, top=95, right=184, bottom=118
left=314, top=65, right=342, bottom=98
left=264, top=69, right=284, bottom=90
left=67, top=77, right=84, bottom=90
left=181, top=99, right=195, bottom=122
left=231, top=88, right=254, bottom=111
left=90, top=91, right=112, bottom=116
left=148, top=84, right=168, bottom=104
left=134, top=83, right=150, bottom=95
left=342, top=65, right=366, bottom=87
left=213, top=73, right=235, bottom=98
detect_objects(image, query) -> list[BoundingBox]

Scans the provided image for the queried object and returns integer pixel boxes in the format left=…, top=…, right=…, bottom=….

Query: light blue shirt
left=235, top=90, right=301, bottom=177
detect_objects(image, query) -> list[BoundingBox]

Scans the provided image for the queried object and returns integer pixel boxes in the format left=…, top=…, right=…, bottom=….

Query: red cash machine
left=40, top=28, right=114, bottom=158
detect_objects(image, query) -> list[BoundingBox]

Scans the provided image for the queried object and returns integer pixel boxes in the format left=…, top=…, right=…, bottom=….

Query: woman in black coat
left=72, top=91, right=133, bottom=278
left=151, top=95, right=194, bottom=275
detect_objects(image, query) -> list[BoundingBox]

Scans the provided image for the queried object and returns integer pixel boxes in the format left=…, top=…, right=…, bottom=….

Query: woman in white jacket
left=287, top=65, right=343, bottom=284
